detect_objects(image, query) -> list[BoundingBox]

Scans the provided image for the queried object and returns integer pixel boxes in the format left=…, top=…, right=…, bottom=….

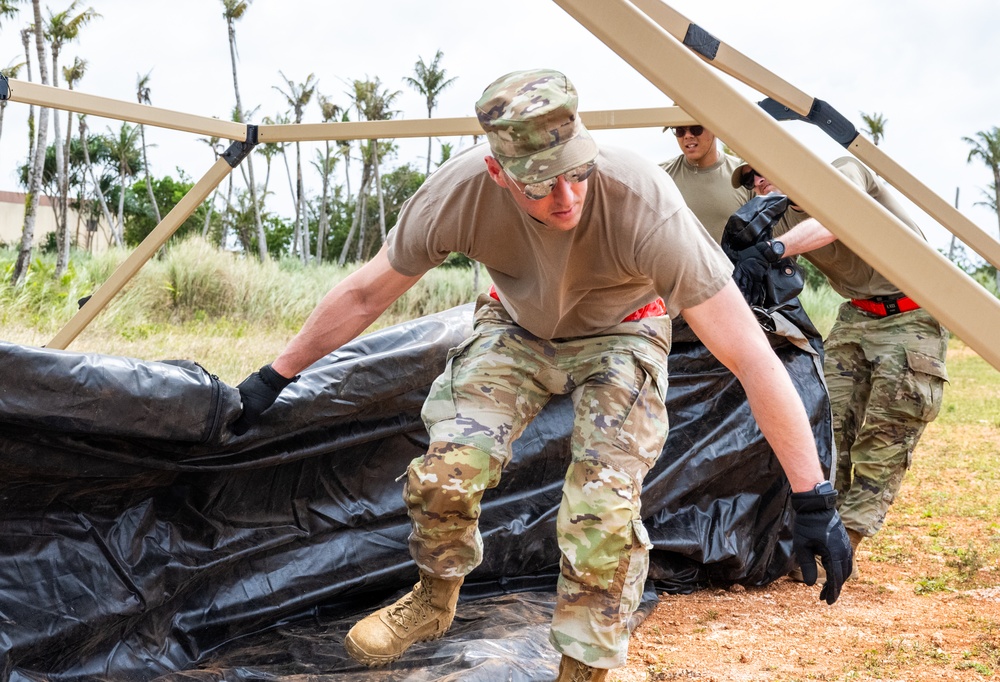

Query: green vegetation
left=0, top=238, right=483, bottom=382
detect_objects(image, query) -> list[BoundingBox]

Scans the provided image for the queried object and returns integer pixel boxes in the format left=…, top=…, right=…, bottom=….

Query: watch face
left=771, top=240, right=785, bottom=258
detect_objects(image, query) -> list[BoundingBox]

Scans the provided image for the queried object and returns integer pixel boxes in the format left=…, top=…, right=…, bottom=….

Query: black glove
left=791, top=482, right=853, bottom=605
left=230, top=363, right=297, bottom=436
left=732, top=257, right=768, bottom=308
left=735, top=241, right=775, bottom=264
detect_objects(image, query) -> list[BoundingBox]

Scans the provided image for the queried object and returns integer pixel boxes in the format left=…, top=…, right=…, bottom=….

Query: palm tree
left=105, top=121, right=142, bottom=247
left=403, top=50, right=457, bottom=175
left=314, top=93, right=341, bottom=263
left=197, top=133, right=223, bottom=239
left=339, top=77, right=399, bottom=264
left=273, top=71, right=317, bottom=262
left=962, top=126, right=1000, bottom=291
left=135, top=70, right=162, bottom=226
left=62, top=56, right=86, bottom=247
left=221, top=0, right=266, bottom=260
left=78, top=114, right=115, bottom=245
left=0, top=61, right=26, bottom=164
left=860, top=111, right=888, bottom=146
left=12, top=0, right=50, bottom=286
left=0, top=2, right=22, bottom=163
left=19, top=26, right=36, bottom=168
left=45, top=0, right=98, bottom=277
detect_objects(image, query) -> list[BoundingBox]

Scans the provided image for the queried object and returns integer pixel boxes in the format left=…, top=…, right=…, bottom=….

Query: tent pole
left=47, top=155, right=235, bottom=350
left=553, top=0, right=1000, bottom=371
left=629, top=0, right=1000, bottom=270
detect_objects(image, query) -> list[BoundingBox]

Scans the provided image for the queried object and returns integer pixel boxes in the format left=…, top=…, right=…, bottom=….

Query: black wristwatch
left=765, top=239, right=786, bottom=263
left=790, top=480, right=838, bottom=511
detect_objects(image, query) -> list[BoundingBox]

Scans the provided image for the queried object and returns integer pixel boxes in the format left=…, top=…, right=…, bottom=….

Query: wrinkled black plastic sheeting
left=0, top=303, right=831, bottom=681
left=145, top=588, right=660, bottom=682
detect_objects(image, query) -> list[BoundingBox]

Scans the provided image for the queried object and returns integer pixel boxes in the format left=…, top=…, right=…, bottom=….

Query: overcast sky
left=2, top=0, right=999, bottom=255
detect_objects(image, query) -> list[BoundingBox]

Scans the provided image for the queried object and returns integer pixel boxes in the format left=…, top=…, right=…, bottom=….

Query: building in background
left=0, top=191, right=110, bottom=253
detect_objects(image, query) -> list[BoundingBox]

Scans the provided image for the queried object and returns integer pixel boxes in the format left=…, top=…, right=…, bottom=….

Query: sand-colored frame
left=3, top=0, right=1000, bottom=371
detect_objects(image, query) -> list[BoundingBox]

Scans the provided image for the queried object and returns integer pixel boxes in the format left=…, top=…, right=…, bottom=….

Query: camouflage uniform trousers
left=825, top=303, right=948, bottom=537
left=404, top=296, right=672, bottom=669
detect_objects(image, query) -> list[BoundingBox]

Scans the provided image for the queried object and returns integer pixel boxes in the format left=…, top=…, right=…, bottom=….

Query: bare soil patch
left=615, top=417, right=1000, bottom=682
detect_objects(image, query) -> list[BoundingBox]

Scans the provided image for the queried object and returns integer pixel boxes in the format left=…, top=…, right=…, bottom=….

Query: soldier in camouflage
left=732, top=160, right=949, bottom=581
left=232, top=69, right=852, bottom=681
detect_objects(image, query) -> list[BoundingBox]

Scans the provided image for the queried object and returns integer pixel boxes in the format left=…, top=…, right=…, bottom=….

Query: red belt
left=488, top=285, right=666, bottom=322
left=850, top=295, right=920, bottom=317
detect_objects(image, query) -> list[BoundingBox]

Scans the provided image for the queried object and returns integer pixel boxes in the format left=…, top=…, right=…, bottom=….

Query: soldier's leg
left=836, top=311, right=948, bottom=537
left=346, top=300, right=555, bottom=666
left=823, top=305, right=873, bottom=496
left=548, top=331, right=669, bottom=670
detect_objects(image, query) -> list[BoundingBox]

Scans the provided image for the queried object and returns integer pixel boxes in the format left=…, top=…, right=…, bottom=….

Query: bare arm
left=777, top=214, right=838, bottom=257
left=682, top=280, right=825, bottom=492
left=271, top=244, right=423, bottom=378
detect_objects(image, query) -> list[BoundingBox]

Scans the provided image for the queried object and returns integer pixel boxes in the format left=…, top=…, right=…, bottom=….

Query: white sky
left=2, top=0, right=999, bottom=255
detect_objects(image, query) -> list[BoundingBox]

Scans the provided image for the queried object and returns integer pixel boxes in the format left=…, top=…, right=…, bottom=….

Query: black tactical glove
left=791, top=481, right=853, bottom=605
left=230, top=364, right=298, bottom=436
left=736, top=239, right=785, bottom=264
left=732, top=257, right=768, bottom=308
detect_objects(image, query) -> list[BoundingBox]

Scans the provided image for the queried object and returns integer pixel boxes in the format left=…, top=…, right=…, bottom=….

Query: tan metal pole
left=258, top=107, right=694, bottom=143
left=553, top=0, right=1000, bottom=371
left=629, top=0, right=1000, bottom=271
left=47, top=156, right=234, bottom=350
left=8, top=79, right=246, bottom=141
left=848, top=135, right=1000, bottom=271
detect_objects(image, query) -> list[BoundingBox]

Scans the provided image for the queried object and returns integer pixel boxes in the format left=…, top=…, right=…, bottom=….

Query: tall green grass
left=798, top=282, right=846, bottom=337
left=1, top=239, right=851, bottom=381
left=1, top=239, right=486, bottom=382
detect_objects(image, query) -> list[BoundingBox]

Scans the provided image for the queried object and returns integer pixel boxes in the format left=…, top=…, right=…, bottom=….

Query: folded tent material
left=0, top=302, right=831, bottom=681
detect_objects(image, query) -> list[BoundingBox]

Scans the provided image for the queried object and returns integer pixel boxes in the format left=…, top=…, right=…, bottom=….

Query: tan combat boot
left=344, top=571, right=463, bottom=667
left=555, top=654, right=609, bottom=681
left=846, top=528, right=864, bottom=581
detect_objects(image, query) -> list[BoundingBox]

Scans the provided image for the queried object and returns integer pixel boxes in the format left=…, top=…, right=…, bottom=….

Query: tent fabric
left=0, top=303, right=831, bottom=681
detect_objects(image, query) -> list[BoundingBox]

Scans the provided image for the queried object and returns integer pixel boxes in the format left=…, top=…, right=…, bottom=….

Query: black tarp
left=0, top=303, right=831, bottom=681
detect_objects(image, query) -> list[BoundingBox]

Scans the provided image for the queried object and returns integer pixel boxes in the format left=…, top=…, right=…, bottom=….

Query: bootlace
left=385, top=587, right=432, bottom=630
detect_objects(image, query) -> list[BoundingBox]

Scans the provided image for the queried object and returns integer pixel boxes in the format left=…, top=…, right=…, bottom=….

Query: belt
left=850, top=294, right=920, bottom=317
left=488, top=285, right=666, bottom=322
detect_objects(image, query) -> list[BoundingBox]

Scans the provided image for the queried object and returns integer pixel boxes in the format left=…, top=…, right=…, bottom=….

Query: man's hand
left=791, top=482, right=853, bottom=605
left=732, top=257, right=768, bottom=307
left=230, top=364, right=297, bottom=436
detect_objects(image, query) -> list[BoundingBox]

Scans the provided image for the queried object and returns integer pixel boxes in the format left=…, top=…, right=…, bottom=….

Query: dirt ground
left=615, top=568, right=1000, bottom=681
left=611, top=419, right=1000, bottom=681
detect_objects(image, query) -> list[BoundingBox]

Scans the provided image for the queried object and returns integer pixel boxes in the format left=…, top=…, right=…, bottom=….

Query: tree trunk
left=227, top=20, right=267, bottom=261
left=59, top=94, right=76, bottom=276
left=339, top=171, right=370, bottom=266
left=20, top=29, right=35, bottom=175
left=12, top=2, right=49, bottom=286
left=51, top=46, right=68, bottom=278
left=317, top=141, right=330, bottom=263
left=295, top=140, right=307, bottom=263
left=140, top=124, right=162, bottom=224
left=80, top=118, right=116, bottom=246
left=373, top=139, right=387, bottom=241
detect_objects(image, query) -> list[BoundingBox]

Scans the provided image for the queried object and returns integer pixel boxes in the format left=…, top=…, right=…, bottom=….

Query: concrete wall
left=0, top=190, right=111, bottom=253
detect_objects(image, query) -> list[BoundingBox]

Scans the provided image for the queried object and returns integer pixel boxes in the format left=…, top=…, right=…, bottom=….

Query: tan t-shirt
left=660, top=152, right=753, bottom=243
left=386, top=144, right=734, bottom=340
left=773, top=157, right=926, bottom=300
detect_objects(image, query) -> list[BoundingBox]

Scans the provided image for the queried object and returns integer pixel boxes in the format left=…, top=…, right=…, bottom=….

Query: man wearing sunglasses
left=660, top=123, right=753, bottom=242
left=231, top=69, right=851, bottom=681
left=732, top=159, right=949, bottom=583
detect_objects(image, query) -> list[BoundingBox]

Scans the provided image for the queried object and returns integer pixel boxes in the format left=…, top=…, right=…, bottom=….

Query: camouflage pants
left=825, top=303, right=948, bottom=536
left=405, top=296, right=672, bottom=668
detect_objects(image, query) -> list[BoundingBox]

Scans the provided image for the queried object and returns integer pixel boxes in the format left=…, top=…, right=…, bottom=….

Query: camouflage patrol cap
left=475, top=69, right=598, bottom=184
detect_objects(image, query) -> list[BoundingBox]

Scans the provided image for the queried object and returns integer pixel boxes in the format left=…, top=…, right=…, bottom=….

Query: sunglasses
left=671, top=125, right=705, bottom=137
left=740, top=169, right=763, bottom=190
left=503, top=162, right=596, bottom=200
